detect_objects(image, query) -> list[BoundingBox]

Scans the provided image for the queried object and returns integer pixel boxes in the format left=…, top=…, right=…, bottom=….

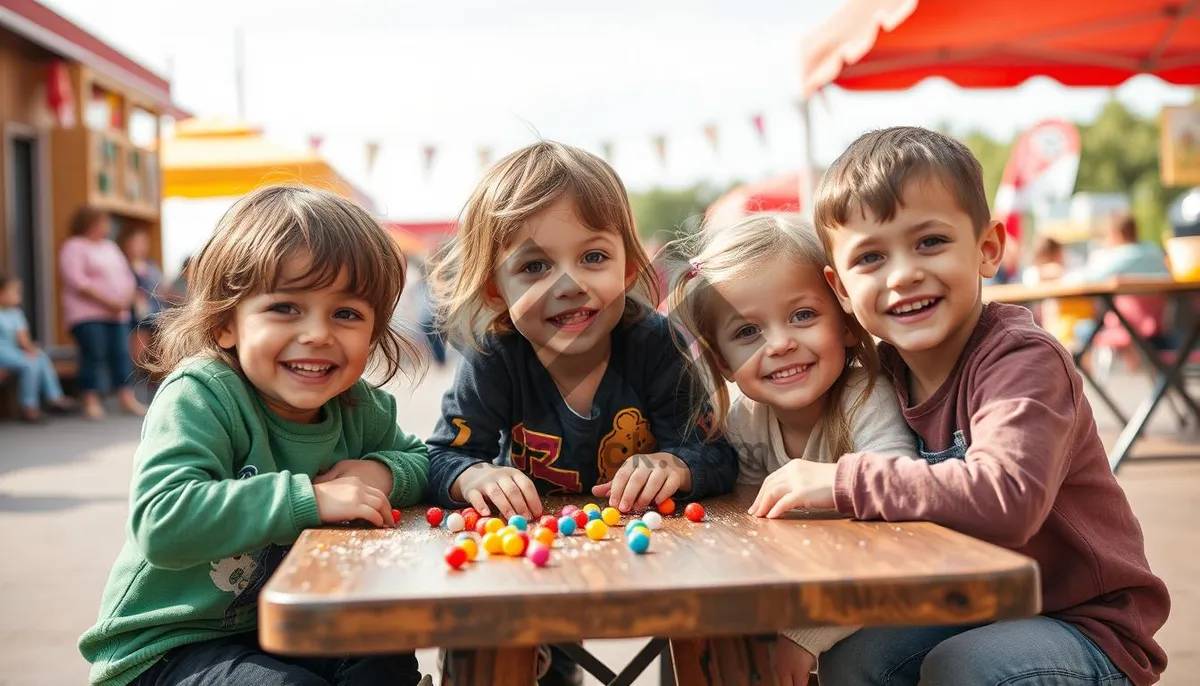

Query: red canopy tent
left=800, top=0, right=1200, bottom=97
left=708, top=0, right=1200, bottom=221
left=706, top=172, right=805, bottom=226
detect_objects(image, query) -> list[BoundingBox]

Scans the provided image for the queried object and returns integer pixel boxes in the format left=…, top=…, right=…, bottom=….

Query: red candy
left=462, top=507, right=479, bottom=519
left=474, top=517, right=490, bottom=536
left=516, top=531, right=530, bottom=554
left=426, top=507, right=444, bottom=527
left=463, top=512, right=480, bottom=532
left=684, top=502, right=705, bottom=522
left=657, top=498, right=676, bottom=516
left=444, top=545, right=468, bottom=570
left=391, top=509, right=401, bottom=525
left=538, top=515, right=558, bottom=533
left=571, top=510, right=589, bottom=528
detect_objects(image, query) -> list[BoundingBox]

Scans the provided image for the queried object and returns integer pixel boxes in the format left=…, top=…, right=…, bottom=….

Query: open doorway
left=5, top=129, right=45, bottom=343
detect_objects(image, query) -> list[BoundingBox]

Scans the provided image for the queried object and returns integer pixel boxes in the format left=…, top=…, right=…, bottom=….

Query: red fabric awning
left=801, top=0, right=1200, bottom=97
left=706, top=172, right=805, bottom=226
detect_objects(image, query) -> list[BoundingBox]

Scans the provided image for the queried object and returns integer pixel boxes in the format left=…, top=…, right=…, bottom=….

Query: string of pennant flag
left=306, top=105, right=795, bottom=180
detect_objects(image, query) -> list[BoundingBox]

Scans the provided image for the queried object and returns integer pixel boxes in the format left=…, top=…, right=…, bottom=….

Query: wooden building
left=0, top=0, right=184, bottom=352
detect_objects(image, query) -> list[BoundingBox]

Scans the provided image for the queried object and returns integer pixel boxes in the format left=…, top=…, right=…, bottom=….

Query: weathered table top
left=984, top=276, right=1200, bottom=304
left=259, top=487, right=1040, bottom=656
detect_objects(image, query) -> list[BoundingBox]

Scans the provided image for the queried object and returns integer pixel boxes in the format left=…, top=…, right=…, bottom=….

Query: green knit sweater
left=78, top=359, right=429, bottom=686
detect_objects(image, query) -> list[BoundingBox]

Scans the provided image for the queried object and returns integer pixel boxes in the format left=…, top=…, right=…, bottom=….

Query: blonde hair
left=146, top=185, right=424, bottom=389
left=666, top=213, right=879, bottom=458
left=429, top=141, right=659, bottom=349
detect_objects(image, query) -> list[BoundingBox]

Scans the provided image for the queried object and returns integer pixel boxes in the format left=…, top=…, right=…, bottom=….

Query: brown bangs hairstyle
left=813, top=126, right=991, bottom=257
left=428, top=140, right=659, bottom=349
left=146, top=185, right=423, bottom=388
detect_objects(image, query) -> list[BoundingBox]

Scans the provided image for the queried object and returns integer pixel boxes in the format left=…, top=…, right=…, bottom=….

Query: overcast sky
left=44, top=0, right=1198, bottom=221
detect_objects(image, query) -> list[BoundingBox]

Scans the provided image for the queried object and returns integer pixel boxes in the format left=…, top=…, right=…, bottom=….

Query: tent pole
left=798, top=95, right=816, bottom=217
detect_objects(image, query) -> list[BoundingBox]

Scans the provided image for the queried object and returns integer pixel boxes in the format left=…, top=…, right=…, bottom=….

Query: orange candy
left=657, top=497, right=676, bottom=516
left=533, top=526, right=556, bottom=547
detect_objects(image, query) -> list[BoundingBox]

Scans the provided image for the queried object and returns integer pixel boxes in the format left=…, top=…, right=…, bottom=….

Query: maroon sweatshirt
left=833, top=303, right=1169, bottom=684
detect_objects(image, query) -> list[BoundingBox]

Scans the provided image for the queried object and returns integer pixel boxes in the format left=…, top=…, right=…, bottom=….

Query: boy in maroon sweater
left=770, top=126, right=1169, bottom=685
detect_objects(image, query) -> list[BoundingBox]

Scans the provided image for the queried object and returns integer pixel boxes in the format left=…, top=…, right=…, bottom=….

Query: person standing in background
left=119, top=226, right=167, bottom=371
left=58, top=207, right=145, bottom=419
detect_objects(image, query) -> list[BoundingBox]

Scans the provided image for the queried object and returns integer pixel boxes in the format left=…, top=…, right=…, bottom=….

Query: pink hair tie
left=685, top=261, right=703, bottom=280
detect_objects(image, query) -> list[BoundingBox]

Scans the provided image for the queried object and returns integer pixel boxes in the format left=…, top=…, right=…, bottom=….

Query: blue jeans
left=71, top=321, right=133, bottom=393
left=0, top=346, right=63, bottom=409
left=819, top=616, right=1130, bottom=685
left=133, top=630, right=423, bottom=686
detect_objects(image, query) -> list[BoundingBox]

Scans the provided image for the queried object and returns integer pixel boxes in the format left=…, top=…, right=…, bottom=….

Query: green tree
left=629, top=182, right=738, bottom=242
left=1074, top=98, right=1183, bottom=243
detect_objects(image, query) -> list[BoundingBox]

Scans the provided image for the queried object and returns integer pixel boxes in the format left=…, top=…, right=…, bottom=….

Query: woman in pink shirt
left=58, top=207, right=146, bottom=419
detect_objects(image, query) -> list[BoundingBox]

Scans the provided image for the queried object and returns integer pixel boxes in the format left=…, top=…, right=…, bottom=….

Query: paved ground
left=1, top=361, right=1197, bottom=685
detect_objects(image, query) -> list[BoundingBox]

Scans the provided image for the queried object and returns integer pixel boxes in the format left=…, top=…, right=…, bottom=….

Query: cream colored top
left=725, top=367, right=918, bottom=657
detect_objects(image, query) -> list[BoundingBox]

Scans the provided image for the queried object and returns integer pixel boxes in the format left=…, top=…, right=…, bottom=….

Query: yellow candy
left=498, top=525, right=517, bottom=538
left=484, top=518, right=504, bottom=534
left=533, top=526, right=556, bottom=547
left=582, top=503, right=601, bottom=513
left=457, top=537, right=479, bottom=561
left=585, top=519, right=608, bottom=541
left=482, top=532, right=504, bottom=555
left=601, top=507, right=620, bottom=526
left=502, top=533, right=526, bottom=557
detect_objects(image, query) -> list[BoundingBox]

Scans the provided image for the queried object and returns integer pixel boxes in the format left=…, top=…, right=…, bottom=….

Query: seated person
left=0, top=275, right=76, bottom=422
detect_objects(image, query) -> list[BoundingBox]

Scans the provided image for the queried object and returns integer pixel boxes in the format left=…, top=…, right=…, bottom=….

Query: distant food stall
left=0, top=0, right=187, bottom=351
left=159, top=118, right=376, bottom=279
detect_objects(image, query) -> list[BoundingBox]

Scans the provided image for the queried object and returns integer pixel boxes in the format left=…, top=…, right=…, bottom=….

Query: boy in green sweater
left=79, top=187, right=431, bottom=686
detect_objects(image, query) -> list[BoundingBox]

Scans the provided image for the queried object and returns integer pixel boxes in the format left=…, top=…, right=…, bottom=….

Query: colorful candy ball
left=426, top=507, right=444, bottom=527
left=561, top=504, right=580, bottom=517
left=538, top=515, right=559, bottom=533
left=482, top=532, right=504, bottom=555
left=455, top=534, right=479, bottom=561
left=587, top=508, right=603, bottom=522
left=641, top=511, right=664, bottom=530
left=533, top=526, right=556, bottom=547
left=502, top=533, right=527, bottom=557
left=391, top=509, right=401, bottom=525
left=571, top=510, right=589, bottom=528
left=446, top=512, right=465, bottom=533
left=508, top=514, right=528, bottom=531
left=558, top=516, right=577, bottom=536
left=474, top=517, right=490, bottom=536
left=462, top=507, right=479, bottom=520
left=601, top=507, right=621, bottom=526
left=627, top=530, right=651, bottom=554
left=444, top=545, right=468, bottom=569
left=582, top=503, right=601, bottom=513
left=585, top=519, right=608, bottom=541
left=484, top=517, right=504, bottom=534
left=463, top=512, right=480, bottom=532
left=684, top=502, right=705, bottom=522
left=526, top=542, right=551, bottom=568
left=657, top=498, right=676, bottom=516
left=625, top=519, right=649, bottom=535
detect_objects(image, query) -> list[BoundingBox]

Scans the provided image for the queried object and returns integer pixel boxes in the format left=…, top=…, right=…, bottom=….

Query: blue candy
left=625, top=520, right=649, bottom=535
left=557, top=516, right=577, bottom=536
left=587, top=509, right=603, bottom=522
left=627, top=530, right=651, bottom=554
left=508, top=514, right=528, bottom=531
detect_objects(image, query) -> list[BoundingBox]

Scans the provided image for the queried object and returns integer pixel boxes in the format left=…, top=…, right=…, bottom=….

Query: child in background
left=0, top=275, right=76, bottom=422
left=79, top=186, right=431, bottom=686
left=426, top=141, right=738, bottom=685
left=800, top=126, right=1168, bottom=685
left=668, top=214, right=916, bottom=684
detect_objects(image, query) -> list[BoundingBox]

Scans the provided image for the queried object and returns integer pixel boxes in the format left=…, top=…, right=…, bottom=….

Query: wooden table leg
left=442, top=646, right=538, bottom=685
left=669, top=636, right=779, bottom=686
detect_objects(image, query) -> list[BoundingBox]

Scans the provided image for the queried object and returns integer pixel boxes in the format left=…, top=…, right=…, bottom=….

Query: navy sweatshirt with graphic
left=426, top=311, right=739, bottom=507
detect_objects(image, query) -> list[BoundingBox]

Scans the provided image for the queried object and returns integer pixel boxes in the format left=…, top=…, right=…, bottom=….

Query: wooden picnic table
left=984, top=277, right=1200, bottom=471
left=259, top=487, right=1040, bottom=685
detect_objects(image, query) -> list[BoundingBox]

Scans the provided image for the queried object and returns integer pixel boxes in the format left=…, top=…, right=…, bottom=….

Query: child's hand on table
left=749, top=460, right=837, bottom=518
left=772, top=635, right=816, bottom=686
left=451, top=464, right=543, bottom=520
left=314, top=459, right=394, bottom=497
left=312, top=477, right=395, bottom=527
left=592, top=452, right=691, bottom=512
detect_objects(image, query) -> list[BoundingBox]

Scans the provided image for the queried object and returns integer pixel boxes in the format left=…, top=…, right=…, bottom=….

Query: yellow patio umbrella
left=161, top=117, right=374, bottom=210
